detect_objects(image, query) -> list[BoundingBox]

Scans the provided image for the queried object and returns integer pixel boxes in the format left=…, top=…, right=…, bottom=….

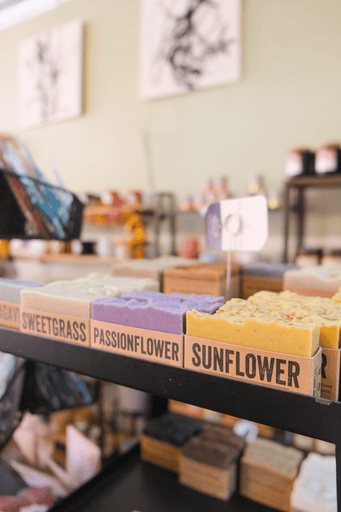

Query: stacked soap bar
left=240, top=438, right=304, bottom=512
left=180, top=424, right=246, bottom=500
left=21, top=274, right=159, bottom=319
left=0, top=279, right=43, bottom=304
left=92, top=291, right=224, bottom=335
left=291, top=453, right=336, bottom=512
left=284, top=265, right=341, bottom=298
left=0, top=279, right=43, bottom=329
left=163, top=262, right=242, bottom=299
left=187, top=297, right=320, bottom=357
left=112, top=256, right=200, bottom=282
left=141, top=413, right=202, bottom=473
left=241, top=262, right=298, bottom=299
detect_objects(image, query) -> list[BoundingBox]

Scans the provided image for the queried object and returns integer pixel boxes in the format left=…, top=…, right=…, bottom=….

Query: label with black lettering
left=20, top=308, right=90, bottom=346
left=0, top=301, right=20, bottom=330
left=91, top=320, right=184, bottom=367
left=185, top=336, right=322, bottom=396
left=321, top=347, right=340, bottom=401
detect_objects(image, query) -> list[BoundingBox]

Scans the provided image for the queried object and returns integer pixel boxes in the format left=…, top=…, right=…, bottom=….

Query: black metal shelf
left=0, top=327, right=339, bottom=442
left=1, top=327, right=340, bottom=510
left=283, top=173, right=341, bottom=262
left=49, top=445, right=277, bottom=512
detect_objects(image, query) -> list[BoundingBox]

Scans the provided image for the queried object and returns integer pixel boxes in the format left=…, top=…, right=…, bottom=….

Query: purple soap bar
left=92, top=292, right=224, bottom=335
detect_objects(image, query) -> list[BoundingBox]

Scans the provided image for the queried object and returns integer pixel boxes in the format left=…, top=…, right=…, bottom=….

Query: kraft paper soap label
left=0, top=300, right=20, bottom=330
left=20, top=308, right=90, bottom=346
left=91, top=320, right=183, bottom=367
left=321, top=347, right=340, bottom=401
left=185, top=336, right=321, bottom=397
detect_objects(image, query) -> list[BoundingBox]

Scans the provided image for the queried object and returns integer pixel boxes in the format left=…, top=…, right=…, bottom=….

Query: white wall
left=0, top=0, right=341, bottom=199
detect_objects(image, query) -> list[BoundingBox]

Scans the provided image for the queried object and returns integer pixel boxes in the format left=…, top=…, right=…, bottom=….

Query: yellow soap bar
left=250, top=291, right=341, bottom=350
left=186, top=310, right=319, bottom=358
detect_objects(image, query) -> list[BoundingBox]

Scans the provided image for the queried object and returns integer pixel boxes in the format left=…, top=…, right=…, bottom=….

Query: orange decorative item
left=125, top=214, right=146, bottom=259
left=0, top=240, right=9, bottom=259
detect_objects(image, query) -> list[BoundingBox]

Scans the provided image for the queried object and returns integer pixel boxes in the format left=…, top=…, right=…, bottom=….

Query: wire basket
left=0, top=168, right=84, bottom=241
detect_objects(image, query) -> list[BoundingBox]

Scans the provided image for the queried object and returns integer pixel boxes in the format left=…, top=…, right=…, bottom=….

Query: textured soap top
left=242, top=262, right=298, bottom=278
left=0, top=279, right=43, bottom=304
left=182, top=425, right=245, bottom=469
left=291, top=453, right=336, bottom=512
left=21, top=274, right=159, bottom=318
left=113, top=256, right=199, bottom=272
left=143, top=414, right=202, bottom=447
left=242, top=438, right=304, bottom=477
left=201, top=424, right=246, bottom=452
left=91, top=291, right=224, bottom=334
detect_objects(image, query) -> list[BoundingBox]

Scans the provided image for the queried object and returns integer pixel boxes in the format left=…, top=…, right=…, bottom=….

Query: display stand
left=283, top=174, right=341, bottom=262
left=0, top=327, right=340, bottom=511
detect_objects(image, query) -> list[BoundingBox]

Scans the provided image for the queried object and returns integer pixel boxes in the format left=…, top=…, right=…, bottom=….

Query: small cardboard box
left=91, top=320, right=183, bottom=367
left=321, top=347, right=341, bottom=401
left=20, top=308, right=90, bottom=346
left=0, top=300, right=20, bottom=330
left=163, top=262, right=241, bottom=299
left=184, top=336, right=321, bottom=397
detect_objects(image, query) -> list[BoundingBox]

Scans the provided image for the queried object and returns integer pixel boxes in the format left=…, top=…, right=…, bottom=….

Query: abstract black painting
left=18, top=20, right=83, bottom=128
left=140, top=0, right=241, bottom=99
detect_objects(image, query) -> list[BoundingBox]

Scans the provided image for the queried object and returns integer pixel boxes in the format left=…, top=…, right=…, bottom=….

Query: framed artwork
left=18, top=19, right=83, bottom=128
left=140, top=0, right=241, bottom=100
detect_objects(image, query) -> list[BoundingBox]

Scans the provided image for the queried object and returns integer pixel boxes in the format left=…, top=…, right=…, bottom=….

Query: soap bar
left=186, top=305, right=319, bottom=357
left=252, top=290, right=341, bottom=349
left=241, top=438, right=304, bottom=512
left=291, top=453, right=336, bottom=512
left=180, top=424, right=245, bottom=501
left=0, top=279, right=43, bottom=304
left=21, top=274, right=159, bottom=319
left=143, top=413, right=202, bottom=447
left=182, top=425, right=245, bottom=469
left=92, top=291, right=224, bottom=334
left=112, top=256, right=200, bottom=280
left=284, top=265, right=341, bottom=298
left=242, top=438, right=304, bottom=477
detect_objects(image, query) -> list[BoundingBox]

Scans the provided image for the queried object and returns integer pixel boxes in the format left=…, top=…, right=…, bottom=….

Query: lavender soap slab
left=92, top=291, right=224, bottom=335
left=91, top=292, right=224, bottom=367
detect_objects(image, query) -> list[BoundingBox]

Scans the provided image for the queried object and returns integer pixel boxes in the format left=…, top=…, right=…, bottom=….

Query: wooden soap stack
left=180, top=424, right=246, bottom=500
left=140, top=413, right=202, bottom=473
left=240, top=438, right=304, bottom=512
left=163, top=262, right=242, bottom=299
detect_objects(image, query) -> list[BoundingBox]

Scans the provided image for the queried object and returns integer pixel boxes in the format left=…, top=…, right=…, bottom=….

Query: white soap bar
left=291, top=453, right=337, bottom=512
left=0, top=279, right=43, bottom=304
left=284, top=265, right=341, bottom=295
left=21, top=274, right=159, bottom=318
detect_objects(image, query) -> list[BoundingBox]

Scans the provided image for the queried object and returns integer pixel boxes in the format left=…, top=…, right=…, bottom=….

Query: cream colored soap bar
left=112, top=256, right=199, bottom=280
left=186, top=309, right=319, bottom=357
left=21, top=274, right=159, bottom=318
